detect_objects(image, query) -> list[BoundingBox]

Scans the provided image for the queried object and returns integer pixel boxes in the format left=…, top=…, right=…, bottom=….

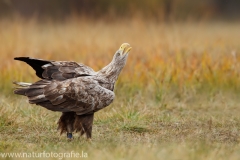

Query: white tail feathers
left=13, top=81, right=32, bottom=87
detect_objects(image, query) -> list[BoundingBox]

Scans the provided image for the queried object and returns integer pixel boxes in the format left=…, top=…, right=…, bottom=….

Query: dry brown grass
left=0, top=17, right=240, bottom=159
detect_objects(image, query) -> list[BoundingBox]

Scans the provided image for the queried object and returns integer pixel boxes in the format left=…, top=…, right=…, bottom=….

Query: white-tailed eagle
left=13, top=43, right=131, bottom=139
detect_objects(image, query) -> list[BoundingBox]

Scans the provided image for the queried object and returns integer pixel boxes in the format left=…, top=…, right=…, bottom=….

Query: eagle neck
left=97, top=56, right=127, bottom=83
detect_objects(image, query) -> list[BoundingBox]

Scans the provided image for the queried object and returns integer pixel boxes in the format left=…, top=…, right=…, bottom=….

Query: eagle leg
left=67, top=133, right=73, bottom=139
left=74, top=113, right=94, bottom=139
left=58, top=112, right=75, bottom=139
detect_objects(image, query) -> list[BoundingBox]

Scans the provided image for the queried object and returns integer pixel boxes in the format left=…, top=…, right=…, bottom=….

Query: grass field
left=1, top=17, right=240, bottom=159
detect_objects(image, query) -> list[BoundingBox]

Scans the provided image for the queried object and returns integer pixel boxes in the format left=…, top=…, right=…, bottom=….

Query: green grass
left=1, top=18, right=240, bottom=159
left=1, top=90, right=240, bottom=159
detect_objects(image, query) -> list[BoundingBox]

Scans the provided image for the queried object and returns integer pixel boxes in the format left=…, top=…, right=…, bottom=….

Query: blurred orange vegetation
left=1, top=17, right=240, bottom=94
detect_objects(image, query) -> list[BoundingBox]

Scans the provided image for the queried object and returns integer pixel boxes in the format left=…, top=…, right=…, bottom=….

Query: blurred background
left=1, top=1, right=240, bottom=157
left=1, top=0, right=240, bottom=96
left=0, top=0, right=240, bottom=21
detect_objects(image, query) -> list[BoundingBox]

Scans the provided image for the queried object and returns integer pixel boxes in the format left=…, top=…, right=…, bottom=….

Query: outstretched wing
left=14, top=57, right=96, bottom=80
left=17, top=77, right=115, bottom=115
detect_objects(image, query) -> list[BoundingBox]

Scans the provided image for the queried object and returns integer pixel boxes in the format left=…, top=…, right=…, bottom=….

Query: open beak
left=119, top=43, right=132, bottom=55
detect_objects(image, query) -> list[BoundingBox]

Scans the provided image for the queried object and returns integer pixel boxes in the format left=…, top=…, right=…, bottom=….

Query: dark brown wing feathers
left=14, top=57, right=51, bottom=79
left=14, top=77, right=114, bottom=115
left=14, top=57, right=95, bottom=80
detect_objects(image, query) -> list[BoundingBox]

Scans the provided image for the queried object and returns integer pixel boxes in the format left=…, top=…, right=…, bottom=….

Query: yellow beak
left=119, top=43, right=132, bottom=55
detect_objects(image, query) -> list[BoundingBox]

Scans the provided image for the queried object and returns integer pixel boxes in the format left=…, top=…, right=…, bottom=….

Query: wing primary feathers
left=26, top=88, right=44, bottom=97
left=14, top=57, right=96, bottom=80
left=14, top=57, right=51, bottom=79
left=29, top=95, right=47, bottom=104
left=14, top=88, right=28, bottom=95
